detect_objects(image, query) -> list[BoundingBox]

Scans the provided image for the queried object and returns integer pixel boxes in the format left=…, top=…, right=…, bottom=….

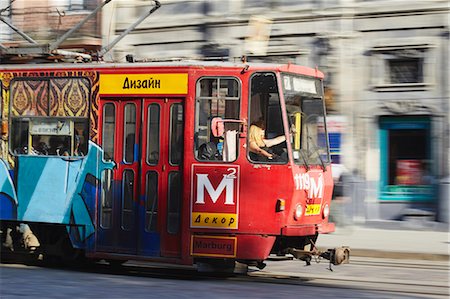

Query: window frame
left=146, top=103, right=161, bottom=166
left=100, top=169, right=114, bottom=229
left=369, top=44, right=434, bottom=92
left=69, top=0, right=87, bottom=11
left=145, top=171, right=158, bottom=232
left=123, top=103, right=136, bottom=164
left=102, top=103, right=116, bottom=161
left=169, top=103, right=183, bottom=166
left=121, top=169, right=135, bottom=231
left=8, top=76, right=91, bottom=157
left=194, top=76, right=241, bottom=162
left=247, top=71, right=288, bottom=164
left=167, top=171, right=181, bottom=235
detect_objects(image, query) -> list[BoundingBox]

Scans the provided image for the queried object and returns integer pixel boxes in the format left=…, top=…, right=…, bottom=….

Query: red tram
left=0, top=61, right=349, bottom=271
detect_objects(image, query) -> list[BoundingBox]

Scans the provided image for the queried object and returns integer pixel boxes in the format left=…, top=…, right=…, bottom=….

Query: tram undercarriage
left=1, top=221, right=349, bottom=274
left=0, top=221, right=83, bottom=264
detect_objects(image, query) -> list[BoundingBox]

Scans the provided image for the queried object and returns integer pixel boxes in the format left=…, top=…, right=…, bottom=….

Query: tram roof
left=0, top=60, right=324, bottom=78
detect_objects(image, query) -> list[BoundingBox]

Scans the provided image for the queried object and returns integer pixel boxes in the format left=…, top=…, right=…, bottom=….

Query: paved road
left=1, top=257, right=448, bottom=299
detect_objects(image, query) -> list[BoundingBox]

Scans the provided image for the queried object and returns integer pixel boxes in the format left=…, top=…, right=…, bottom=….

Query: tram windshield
left=281, top=73, right=330, bottom=166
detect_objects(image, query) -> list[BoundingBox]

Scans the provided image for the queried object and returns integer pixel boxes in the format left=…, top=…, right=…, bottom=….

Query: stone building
left=0, top=0, right=103, bottom=54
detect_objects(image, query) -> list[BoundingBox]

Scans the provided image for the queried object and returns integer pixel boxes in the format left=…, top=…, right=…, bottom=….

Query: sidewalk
left=316, top=223, right=450, bottom=261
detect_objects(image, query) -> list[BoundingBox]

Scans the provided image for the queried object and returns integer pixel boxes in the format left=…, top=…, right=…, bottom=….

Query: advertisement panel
left=190, top=164, right=240, bottom=229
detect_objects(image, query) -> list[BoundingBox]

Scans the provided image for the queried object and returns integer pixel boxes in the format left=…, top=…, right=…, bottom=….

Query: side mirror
left=211, top=117, right=247, bottom=138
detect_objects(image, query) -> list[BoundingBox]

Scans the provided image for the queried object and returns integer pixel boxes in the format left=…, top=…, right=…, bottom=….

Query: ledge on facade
left=371, top=83, right=434, bottom=92
left=58, top=37, right=103, bottom=51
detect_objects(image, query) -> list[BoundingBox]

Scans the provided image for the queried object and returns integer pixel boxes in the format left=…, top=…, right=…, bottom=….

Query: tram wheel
left=196, top=258, right=236, bottom=274
left=108, top=259, right=127, bottom=268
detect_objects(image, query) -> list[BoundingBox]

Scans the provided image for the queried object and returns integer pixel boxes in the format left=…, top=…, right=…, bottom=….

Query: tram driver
left=248, top=119, right=286, bottom=162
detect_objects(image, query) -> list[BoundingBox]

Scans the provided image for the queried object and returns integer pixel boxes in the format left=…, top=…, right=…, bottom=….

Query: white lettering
left=309, top=173, right=323, bottom=198
left=295, top=172, right=324, bottom=199
left=196, top=174, right=235, bottom=205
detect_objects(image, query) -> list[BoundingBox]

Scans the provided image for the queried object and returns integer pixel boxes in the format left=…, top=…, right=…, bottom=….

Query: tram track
left=324, top=256, right=450, bottom=271
left=246, top=270, right=448, bottom=298
left=268, top=255, right=450, bottom=271
left=119, top=260, right=449, bottom=298
left=2, top=257, right=448, bottom=298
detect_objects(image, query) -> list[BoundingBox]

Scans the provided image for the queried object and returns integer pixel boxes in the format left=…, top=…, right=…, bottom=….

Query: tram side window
left=121, top=169, right=135, bottom=231
left=146, top=104, right=160, bottom=165
left=195, top=77, right=240, bottom=162
left=11, top=118, right=88, bottom=156
left=100, top=169, right=114, bottom=229
left=248, top=73, right=287, bottom=163
left=102, top=104, right=116, bottom=161
left=9, top=77, right=90, bottom=157
left=145, top=171, right=158, bottom=232
left=167, top=171, right=181, bottom=234
left=169, top=103, right=183, bottom=165
left=123, top=103, right=136, bottom=163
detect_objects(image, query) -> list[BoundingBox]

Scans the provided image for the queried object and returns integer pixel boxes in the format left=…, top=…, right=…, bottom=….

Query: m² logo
left=191, top=165, right=240, bottom=229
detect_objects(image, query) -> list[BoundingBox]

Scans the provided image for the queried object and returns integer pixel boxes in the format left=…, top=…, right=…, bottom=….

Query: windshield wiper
left=316, top=149, right=326, bottom=171
left=298, top=149, right=310, bottom=171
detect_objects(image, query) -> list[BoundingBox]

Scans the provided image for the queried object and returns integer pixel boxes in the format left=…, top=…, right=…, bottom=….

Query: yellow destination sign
left=99, top=73, right=188, bottom=95
left=191, top=212, right=238, bottom=229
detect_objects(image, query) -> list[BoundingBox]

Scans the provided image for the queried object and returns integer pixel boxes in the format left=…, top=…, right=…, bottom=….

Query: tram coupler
left=287, top=248, right=314, bottom=265
left=320, top=247, right=350, bottom=265
left=288, top=246, right=350, bottom=266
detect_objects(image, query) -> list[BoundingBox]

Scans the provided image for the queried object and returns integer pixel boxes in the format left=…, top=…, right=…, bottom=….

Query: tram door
left=139, top=98, right=183, bottom=257
left=97, top=98, right=183, bottom=258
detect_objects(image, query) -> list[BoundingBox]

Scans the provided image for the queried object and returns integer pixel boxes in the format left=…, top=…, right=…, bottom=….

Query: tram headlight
left=294, top=204, right=303, bottom=220
left=323, top=204, right=330, bottom=219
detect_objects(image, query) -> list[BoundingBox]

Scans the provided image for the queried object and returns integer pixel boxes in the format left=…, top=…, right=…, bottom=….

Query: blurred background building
left=0, top=0, right=103, bottom=60
left=1, top=0, right=449, bottom=225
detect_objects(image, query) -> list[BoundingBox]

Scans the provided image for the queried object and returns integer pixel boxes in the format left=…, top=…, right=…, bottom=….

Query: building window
left=69, top=0, right=86, bottom=10
left=388, top=57, right=422, bottom=84
left=370, top=45, right=431, bottom=91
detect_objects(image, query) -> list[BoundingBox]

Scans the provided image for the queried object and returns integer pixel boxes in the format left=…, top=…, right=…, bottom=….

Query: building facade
left=0, top=0, right=103, bottom=52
